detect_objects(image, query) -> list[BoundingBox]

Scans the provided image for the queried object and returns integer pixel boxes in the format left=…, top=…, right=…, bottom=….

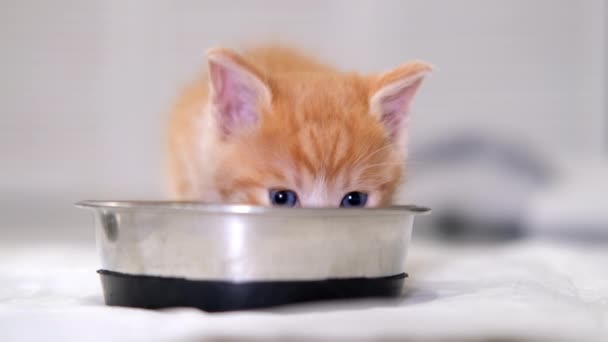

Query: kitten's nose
left=299, top=181, right=334, bottom=207
left=299, top=199, right=336, bottom=208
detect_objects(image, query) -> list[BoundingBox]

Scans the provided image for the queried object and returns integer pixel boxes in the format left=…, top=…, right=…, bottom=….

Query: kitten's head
left=207, top=48, right=432, bottom=208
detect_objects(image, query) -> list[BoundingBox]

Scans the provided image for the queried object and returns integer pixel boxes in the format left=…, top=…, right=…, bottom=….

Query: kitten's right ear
left=207, top=48, right=271, bottom=138
left=369, top=61, right=433, bottom=141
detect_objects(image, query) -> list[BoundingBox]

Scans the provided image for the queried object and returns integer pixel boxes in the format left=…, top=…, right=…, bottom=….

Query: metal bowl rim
left=76, top=200, right=430, bottom=216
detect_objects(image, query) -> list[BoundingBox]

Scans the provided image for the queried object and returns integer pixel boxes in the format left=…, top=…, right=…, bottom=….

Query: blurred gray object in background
left=405, top=133, right=608, bottom=241
left=406, top=133, right=554, bottom=240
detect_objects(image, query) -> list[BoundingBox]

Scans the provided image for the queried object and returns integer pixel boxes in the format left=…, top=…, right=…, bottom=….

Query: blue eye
left=340, top=192, right=368, bottom=208
left=269, top=189, right=298, bottom=207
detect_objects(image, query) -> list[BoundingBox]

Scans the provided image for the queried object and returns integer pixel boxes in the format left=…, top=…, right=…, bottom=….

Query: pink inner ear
left=209, top=61, right=260, bottom=137
left=378, top=78, right=423, bottom=140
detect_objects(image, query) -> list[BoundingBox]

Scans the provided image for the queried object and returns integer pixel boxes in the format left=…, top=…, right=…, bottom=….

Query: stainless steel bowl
left=77, top=201, right=429, bottom=311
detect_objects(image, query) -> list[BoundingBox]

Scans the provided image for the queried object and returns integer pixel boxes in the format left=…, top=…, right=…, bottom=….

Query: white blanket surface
left=1, top=237, right=607, bottom=341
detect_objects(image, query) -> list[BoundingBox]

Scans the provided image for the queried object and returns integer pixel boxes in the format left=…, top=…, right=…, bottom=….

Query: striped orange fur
left=167, top=45, right=432, bottom=207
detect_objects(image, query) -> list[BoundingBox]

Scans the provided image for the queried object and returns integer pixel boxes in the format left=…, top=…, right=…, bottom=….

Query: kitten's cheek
left=221, top=190, right=265, bottom=206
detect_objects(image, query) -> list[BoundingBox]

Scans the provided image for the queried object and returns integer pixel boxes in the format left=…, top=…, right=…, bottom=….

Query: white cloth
left=1, top=239, right=607, bottom=341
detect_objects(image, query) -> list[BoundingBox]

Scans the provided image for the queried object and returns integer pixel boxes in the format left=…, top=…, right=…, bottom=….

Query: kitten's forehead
left=266, top=118, right=394, bottom=189
left=254, top=73, right=394, bottom=184
left=223, top=112, right=403, bottom=207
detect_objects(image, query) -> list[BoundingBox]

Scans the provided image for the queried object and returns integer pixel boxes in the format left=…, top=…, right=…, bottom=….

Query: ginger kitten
left=167, top=45, right=432, bottom=208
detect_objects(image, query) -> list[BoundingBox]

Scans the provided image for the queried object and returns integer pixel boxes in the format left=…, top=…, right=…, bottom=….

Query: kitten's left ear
left=369, top=61, right=433, bottom=140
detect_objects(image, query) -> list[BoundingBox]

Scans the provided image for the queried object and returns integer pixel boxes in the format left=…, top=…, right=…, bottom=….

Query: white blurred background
left=1, top=0, right=606, bottom=242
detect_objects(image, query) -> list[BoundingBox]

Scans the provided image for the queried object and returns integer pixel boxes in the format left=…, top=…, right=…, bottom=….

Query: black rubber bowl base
left=98, top=269, right=407, bottom=312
